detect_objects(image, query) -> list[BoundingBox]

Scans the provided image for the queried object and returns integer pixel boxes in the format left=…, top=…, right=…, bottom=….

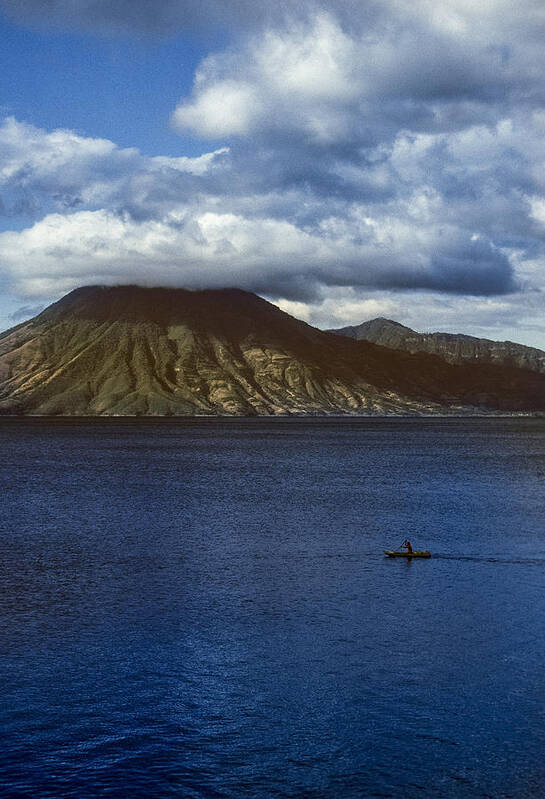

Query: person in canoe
left=402, top=539, right=413, bottom=554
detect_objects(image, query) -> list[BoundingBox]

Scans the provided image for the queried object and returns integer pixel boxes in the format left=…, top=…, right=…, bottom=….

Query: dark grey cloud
left=8, top=303, right=45, bottom=321
left=427, top=240, right=515, bottom=296
left=0, top=0, right=310, bottom=35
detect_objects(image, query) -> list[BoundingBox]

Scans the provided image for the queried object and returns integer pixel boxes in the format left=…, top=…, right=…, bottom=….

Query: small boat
left=384, top=550, right=431, bottom=558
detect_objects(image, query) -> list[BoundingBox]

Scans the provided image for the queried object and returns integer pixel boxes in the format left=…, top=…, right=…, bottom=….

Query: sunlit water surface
left=1, top=417, right=545, bottom=798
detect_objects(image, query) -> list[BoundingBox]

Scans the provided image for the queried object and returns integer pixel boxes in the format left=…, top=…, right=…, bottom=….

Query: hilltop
left=331, top=318, right=545, bottom=374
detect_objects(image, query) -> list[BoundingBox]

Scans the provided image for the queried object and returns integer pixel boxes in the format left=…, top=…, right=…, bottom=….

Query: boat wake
left=432, top=554, right=545, bottom=565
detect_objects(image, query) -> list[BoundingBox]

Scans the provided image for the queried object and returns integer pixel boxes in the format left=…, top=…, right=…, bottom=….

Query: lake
left=1, top=417, right=545, bottom=798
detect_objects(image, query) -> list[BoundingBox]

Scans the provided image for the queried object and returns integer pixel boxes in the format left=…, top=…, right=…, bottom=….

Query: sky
left=1, top=1, right=545, bottom=346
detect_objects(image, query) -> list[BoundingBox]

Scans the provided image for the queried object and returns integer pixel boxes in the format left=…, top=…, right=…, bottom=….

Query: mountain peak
left=329, top=317, right=416, bottom=343
left=32, top=286, right=311, bottom=350
left=39, top=285, right=267, bottom=324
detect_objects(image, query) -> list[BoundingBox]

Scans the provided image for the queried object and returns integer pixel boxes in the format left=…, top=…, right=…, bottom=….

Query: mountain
left=0, top=285, right=544, bottom=415
left=330, top=318, right=545, bottom=374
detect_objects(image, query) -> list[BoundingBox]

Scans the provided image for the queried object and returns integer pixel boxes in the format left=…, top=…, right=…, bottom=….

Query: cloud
left=8, top=303, right=45, bottom=322
left=0, top=204, right=515, bottom=302
left=172, top=7, right=545, bottom=146
left=0, top=117, right=229, bottom=220
left=172, top=15, right=359, bottom=143
left=0, top=107, right=536, bottom=308
left=0, top=0, right=301, bottom=34
left=2, top=3, right=545, bottom=344
left=174, top=82, right=264, bottom=139
left=276, top=286, right=545, bottom=348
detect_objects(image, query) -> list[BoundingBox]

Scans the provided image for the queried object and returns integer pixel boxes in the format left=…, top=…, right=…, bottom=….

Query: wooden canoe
left=384, top=550, right=431, bottom=558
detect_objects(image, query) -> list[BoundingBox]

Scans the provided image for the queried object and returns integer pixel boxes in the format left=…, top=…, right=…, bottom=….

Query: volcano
left=0, top=285, right=544, bottom=415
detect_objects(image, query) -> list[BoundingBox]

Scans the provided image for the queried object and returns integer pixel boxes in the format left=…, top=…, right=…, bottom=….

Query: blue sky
left=1, top=19, right=212, bottom=156
left=1, top=1, right=545, bottom=347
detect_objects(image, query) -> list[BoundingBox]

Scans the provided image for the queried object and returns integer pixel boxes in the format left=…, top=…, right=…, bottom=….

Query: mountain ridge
left=330, top=317, right=545, bottom=374
left=1, top=285, right=544, bottom=416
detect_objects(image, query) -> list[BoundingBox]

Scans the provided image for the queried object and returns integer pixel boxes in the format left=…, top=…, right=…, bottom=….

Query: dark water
left=1, top=417, right=545, bottom=798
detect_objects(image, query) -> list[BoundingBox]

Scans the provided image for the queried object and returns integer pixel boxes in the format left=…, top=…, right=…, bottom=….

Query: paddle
left=386, top=542, right=406, bottom=552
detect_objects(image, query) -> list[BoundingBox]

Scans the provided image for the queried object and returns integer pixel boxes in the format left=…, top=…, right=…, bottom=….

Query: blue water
left=1, top=417, right=545, bottom=798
